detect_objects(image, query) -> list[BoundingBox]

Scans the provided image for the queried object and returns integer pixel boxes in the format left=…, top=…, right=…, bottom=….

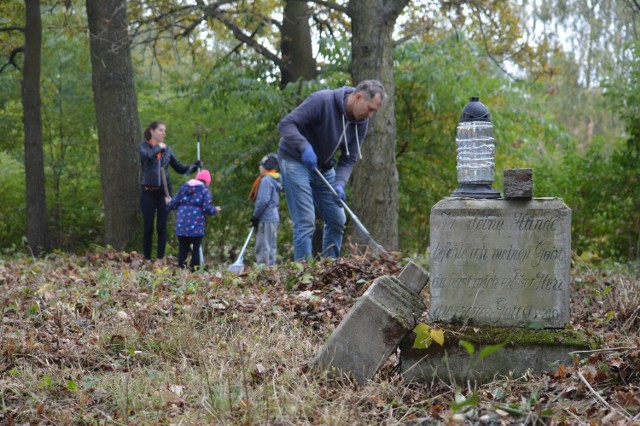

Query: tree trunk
left=348, top=0, right=407, bottom=252
left=23, top=0, right=50, bottom=256
left=280, top=0, right=321, bottom=254
left=87, top=0, right=140, bottom=250
left=280, top=0, right=317, bottom=87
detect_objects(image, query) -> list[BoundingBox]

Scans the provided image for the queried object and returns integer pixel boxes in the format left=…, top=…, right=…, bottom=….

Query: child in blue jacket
left=167, top=170, right=220, bottom=270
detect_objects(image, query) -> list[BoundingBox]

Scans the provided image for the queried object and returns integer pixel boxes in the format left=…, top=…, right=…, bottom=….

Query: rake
left=196, top=130, right=205, bottom=263
left=315, top=169, right=390, bottom=256
left=227, top=226, right=254, bottom=273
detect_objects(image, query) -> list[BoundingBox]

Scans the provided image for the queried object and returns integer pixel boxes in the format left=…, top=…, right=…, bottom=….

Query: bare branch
left=623, top=0, right=640, bottom=13
left=178, top=16, right=206, bottom=38
left=472, top=3, right=539, bottom=84
left=0, top=45, right=24, bottom=74
left=393, top=22, right=435, bottom=47
left=150, top=4, right=200, bottom=25
left=208, top=38, right=251, bottom=74
left=216, top=15, right=284, bottom=67
left=383, top=0, right=410, bottom=21
left=577, top=371, right=634, bottom=421
left=0, top=26, right=25, bottom=34
left=305, top=0, right=348, bottom=15
left=311, top=13, right=337, bottom=37
left=129, top=0, right=285, bottom=67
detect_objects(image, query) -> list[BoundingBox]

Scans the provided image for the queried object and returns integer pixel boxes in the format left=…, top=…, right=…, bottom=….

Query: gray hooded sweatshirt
left=277, top=86, right=369, bottom=187
left=253, top=174, right=282, bottom=223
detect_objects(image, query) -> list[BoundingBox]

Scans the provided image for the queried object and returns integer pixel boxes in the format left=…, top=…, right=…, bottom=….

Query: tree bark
left=280, top=0, right=317, bottom=87
left=23, top=0, right=50, bottom=255
left=86, top=0, right=140, bottom=250
left=348, top=0, right=408, bottom=252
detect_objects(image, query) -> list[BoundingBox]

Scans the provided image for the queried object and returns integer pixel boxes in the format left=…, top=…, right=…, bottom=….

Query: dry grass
left=1, top=251, right=639, bottom=424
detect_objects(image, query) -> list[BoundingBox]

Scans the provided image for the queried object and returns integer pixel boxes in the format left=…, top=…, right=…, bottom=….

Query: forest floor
left=0, top=249, right=639, bottom=425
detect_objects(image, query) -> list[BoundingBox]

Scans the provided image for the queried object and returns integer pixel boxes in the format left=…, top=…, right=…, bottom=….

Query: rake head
left=227, top=227, right=254, bottom=274
left=227, top=257, right=245, bottom=274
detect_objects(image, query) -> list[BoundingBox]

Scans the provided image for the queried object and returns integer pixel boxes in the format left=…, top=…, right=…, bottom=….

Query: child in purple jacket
left=167, top=170, right=220, bottom=270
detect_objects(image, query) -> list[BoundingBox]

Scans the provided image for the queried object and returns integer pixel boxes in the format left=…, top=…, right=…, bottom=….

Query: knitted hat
left=260, top=153, right=278, bottom=171
left=195, top=170, right=211, bottom=186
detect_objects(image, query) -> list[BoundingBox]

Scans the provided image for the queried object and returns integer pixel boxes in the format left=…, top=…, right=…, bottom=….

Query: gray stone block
left=310, top=262, right=428, bottom=384
left=401, top=197, right=580, bottom=385
left=400, top=326, right=594, bottom=384
left=504, top=168, right=533, bottom=199
left=398, top=261, right=430, bottom=294
left=430, top=198, right=571, bottom=328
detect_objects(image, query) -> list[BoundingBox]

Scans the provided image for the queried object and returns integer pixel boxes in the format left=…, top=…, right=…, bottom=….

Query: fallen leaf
left=169, top=384, right=184, bottom=396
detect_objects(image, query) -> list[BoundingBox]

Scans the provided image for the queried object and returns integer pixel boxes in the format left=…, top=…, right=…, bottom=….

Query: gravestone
left=399, top=197, right=594, bottom=383
left=311, top=262, right=428, bottom=384
left=429, top=197, right=570, bottom=328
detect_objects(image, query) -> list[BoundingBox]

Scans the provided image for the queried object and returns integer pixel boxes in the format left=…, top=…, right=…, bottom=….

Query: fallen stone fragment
left=310, top=261, right=428, bottom=384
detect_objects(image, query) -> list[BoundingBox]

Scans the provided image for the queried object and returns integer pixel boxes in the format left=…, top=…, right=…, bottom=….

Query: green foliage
left=0, top=3, right=102, bottom=252
left=316, top=36, right=351, bottom=75
left=598, top=41, right=640, bottom=260
left=394, top=36, right=574, bottom=255
left=575, top=139, right=638, bottom=259
left=39, top=9, right=102, bottom=250
left=412, top=322, right=444, bottom=349
left=66, top=380, right=78, bottom=393
left=0, top=1, right=26, bottom=153
left=459, top=340, right=475, bottom=355
left=0, top=152, right=26, bottom=250
left=133, top=42, right=358, bottom=261
left=534, top=131, right=639, bottom=260
left=0, top=86, right=22, bottom=153
left=393, top=33, right=639, bottom=261
left=0, top=2, right=638, bottom=262
left=136, top=55, right=292, bottom=261
left=478, top=342, right=506, bottom=359
left=451, top=390, right=479, bottom=412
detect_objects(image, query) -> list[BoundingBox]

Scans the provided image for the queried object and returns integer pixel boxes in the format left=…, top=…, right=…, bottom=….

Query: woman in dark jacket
left=140, top=120, right=200, bottom=260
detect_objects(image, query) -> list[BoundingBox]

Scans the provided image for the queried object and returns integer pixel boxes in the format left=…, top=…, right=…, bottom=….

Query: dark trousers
left=178, top=236, right=203, bottom=270
left=140, top=188, right=168, bottom=260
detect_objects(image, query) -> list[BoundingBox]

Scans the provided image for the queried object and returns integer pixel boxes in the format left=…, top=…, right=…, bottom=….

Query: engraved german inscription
left=429, top=199, right=571, bottom=328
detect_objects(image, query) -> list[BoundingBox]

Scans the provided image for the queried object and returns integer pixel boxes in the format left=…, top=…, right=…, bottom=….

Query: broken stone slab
left=400, top=326, right=596, bottom=384
left=504, top=168, right=533, bottom=199
left=310, top=261, right=428, bottom=384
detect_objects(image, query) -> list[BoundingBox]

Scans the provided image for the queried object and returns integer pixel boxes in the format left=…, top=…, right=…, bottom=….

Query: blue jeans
left=280, top=158, right=346, bottom=260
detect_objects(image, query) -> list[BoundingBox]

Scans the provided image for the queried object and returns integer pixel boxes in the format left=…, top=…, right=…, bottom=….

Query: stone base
left=399, top=326, right=595, bottom=384
left=452, top=184, right=501, bottom=199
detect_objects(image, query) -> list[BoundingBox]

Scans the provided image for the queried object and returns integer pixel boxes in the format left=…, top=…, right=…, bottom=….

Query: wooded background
left=1, top=0, right=638, bottom=262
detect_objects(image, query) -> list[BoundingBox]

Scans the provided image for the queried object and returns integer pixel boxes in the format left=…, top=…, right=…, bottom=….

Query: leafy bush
left=0, top=152, right=26, bottom=251
left=394, top=37, right=574, bottom=255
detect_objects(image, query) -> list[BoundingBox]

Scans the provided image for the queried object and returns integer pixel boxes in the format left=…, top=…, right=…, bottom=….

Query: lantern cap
left=460, top=96, right=491, bottom=122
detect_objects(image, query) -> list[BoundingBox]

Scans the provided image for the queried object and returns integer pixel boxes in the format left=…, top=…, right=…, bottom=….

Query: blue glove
left=333, top=184, right=346, bottom=205
left=301, top=145, right=318, bottom=172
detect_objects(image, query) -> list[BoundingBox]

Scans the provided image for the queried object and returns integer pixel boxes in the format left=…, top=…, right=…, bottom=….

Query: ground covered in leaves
left=1, top=250, right=639, bottom=425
